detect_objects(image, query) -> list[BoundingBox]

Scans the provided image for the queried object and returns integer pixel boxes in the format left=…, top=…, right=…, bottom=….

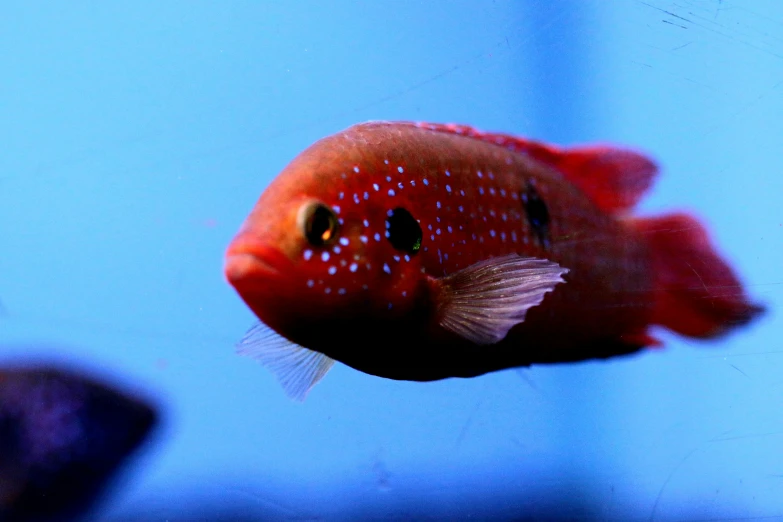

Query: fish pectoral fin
left=432, top=254, right=569, bottom=345
left=236, top=322, right=335, bottom=402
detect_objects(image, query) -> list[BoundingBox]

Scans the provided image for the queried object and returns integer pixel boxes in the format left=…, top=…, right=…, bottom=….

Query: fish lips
left=224, top=236, right=294, bottom=287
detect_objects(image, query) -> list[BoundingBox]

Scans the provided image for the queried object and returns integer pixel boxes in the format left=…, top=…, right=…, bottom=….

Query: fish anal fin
left=409, top=121, right=657, bottom=214
left=619, top=331, right=663, bottom=349
left=236, top=322, right=335, bottom=402
left=432, top=254, right=568, bottom=345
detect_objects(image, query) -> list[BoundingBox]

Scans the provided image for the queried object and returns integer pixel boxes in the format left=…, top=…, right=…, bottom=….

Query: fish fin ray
left=236, top=322, right=335, bottom=401
left=407, top=121, right=657, bottom=213
left=434, top=254, right=569, bottom=345
left=632, top=214, right=764, bottom=338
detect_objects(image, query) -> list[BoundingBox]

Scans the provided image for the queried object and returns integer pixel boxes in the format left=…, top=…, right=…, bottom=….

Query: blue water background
left=1, top=2, right=781, bottom=520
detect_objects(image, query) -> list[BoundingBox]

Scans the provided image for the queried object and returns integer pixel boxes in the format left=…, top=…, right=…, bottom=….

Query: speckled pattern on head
left=225, top=121, right=763, bottom=386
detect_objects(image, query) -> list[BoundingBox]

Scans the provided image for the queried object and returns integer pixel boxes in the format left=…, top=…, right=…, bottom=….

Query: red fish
left=224, top=121, right=763, bottom=400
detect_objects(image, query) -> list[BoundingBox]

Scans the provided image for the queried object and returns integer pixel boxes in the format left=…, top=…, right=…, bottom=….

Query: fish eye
left=386, top=207, right=422, bottom=255
left=521, top=183, right=550, bottom=246
left=300, top=201, right=339, bottom=247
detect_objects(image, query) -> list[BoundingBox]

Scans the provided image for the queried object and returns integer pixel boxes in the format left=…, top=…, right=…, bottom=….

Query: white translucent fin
left=236, top=322, right=335, bottom=402
left=437, top=254, right=569, bottom=345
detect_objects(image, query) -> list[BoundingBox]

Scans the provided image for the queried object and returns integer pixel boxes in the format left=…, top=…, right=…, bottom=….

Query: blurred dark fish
left=0, top=365, right=158, bottom=522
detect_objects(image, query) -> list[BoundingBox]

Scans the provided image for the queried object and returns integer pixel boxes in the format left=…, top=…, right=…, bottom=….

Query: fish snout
left=224, top=234, right=294, bottom=284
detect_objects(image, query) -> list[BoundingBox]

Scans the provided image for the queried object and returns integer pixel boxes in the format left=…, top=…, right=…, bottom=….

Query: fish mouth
left=224, top=236, right=292, bottom=284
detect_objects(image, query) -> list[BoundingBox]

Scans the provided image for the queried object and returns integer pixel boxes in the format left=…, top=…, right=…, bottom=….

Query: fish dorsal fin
left=409, top=121, right=658, bottom=214
left=432, top=254, right=568, bottom=345
left=236, top=322, right=335, bottom=402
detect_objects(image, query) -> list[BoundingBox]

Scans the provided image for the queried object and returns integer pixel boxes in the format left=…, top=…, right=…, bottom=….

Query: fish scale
left=330, top=124, right=649, bottom=330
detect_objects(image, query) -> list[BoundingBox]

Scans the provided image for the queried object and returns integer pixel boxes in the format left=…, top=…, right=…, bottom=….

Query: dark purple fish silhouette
left=0, top=365, right=158, bottom=522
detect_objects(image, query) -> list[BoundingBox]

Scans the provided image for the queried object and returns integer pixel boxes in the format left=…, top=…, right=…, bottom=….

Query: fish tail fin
left=633, top=213, right=764, bottom=338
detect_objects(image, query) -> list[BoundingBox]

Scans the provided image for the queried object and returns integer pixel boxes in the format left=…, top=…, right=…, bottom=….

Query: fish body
left=225, top=121, right=762, bottom=399
left=0, top=365, right=157, bottom=522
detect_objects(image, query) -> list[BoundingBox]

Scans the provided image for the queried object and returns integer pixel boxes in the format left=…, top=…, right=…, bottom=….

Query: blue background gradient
left=1, top=2, right=781, bottom=520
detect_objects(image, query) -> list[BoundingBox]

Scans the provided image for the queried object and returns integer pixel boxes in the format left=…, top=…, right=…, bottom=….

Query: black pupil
left=386, top=207, right=422, bottom=255
left=305, top=204, right=337, bottom=246
left=521, top=184, right=550, bottom=246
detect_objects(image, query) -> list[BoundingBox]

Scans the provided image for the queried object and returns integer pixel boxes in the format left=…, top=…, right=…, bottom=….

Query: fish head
left=224, top=125, right=430, bottom=351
